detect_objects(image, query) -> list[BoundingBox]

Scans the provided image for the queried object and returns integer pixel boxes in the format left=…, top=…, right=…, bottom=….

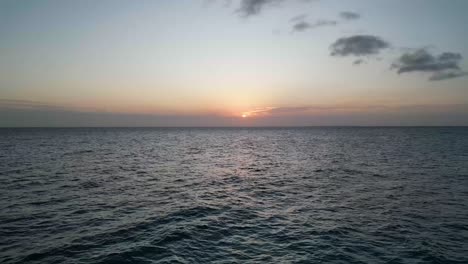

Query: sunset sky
left=1, top=0, right=468, bottom=126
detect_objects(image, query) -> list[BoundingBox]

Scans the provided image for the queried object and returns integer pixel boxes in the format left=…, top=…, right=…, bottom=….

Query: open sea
left=1, top=127, right=468, bottom=264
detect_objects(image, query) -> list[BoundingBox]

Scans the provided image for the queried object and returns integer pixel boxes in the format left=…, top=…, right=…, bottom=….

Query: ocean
left=1, top=127, right=467, bottom=263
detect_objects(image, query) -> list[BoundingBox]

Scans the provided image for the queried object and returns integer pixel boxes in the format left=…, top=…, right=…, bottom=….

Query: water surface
left=1, top=127, right=468, bottom=263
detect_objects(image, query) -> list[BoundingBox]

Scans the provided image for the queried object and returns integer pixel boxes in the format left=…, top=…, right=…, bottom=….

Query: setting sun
left=242, top=114, right=247, bottom=118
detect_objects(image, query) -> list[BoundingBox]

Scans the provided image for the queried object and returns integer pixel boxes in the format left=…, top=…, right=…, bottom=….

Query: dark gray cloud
left=292, top=19, right=337, bottom=32
left=438, top=52, right=462, bottom=63
left=291, top=10, right=359, bottom=32
left=237, top=0, right=283, bottom=17
left=429, top=71, right=468, bottom=81
left=340, top=11, right=360, bottom=21
left=292, top=21, right=311, bottom=31
left=394, top=49, right=445, bottom=73
left=236, top=0, right=314, bottom=17
left=330, top=35, right=390, bottom=57
left=353, top=59, right=364, bottom=65
left=290, top=14, right=307, bottom=22
left=392, top=49, right=466, bottom=81
left=310, top=19, right=338, bottom=28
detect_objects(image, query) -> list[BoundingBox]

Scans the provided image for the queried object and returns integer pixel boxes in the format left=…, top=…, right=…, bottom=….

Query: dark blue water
left=1, top=127, right=468, bottom=263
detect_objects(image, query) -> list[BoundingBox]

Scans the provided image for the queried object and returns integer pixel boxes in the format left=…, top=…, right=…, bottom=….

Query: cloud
left=429, top=71, right=468, bottom=81
left=394, top=49, right=457, bottom=73
left=236, top=0, right=283, bottom=17
left=0, top=99, right=70, bottom=111
left=242, top=105, right=391, bottom=117
left=236, top=0, right=314, bottom=17
left=3, top=100, right=468, bottom=127
left=239, top=103, right=468, bottom=125
left=292, top=21, right=311, bottom=31
left=290, top=14, right=308, bottom=22
left=353, top=59, right=364, bottom=65
left=269, top=106, right=311, bottom=113
left=330, top=35, right=390, bottom=57
left=392, top=49, right=467, bottom=81
left=292, top=19, right=337, bottom=32
left=0, top=99, right=241, bottom=127
left=339, top=11, right=360, bottom=21
left=291, top=10, right=359, bottom=32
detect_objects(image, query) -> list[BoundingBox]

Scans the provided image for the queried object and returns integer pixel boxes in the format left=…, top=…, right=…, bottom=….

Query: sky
left=1, top=0, right=468, bottom=126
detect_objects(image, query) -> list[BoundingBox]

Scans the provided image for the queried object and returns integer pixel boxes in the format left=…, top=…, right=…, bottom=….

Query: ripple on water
left=1, top=127, right=468, bottom=263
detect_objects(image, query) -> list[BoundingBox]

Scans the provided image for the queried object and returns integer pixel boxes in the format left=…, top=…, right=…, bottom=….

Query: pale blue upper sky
left=1, top=0, right=468, bottom=126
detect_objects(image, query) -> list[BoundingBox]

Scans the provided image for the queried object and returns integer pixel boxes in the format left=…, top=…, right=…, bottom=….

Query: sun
left=242, top=114, right=247, bottom=118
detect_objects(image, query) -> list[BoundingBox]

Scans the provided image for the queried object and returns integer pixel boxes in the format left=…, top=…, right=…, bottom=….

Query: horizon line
left=1, top=125, right=468, bottom=129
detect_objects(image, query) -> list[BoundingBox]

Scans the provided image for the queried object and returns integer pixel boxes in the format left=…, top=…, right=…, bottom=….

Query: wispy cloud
left=290, top=10, right=359, bottom=32
left=292, top=19, right=337, bottom=32
left=353, top=59, right=365, bottom=65
left=429, top=70, right=468, bottom=81
left=339, top=11, right=360, bottom=21
left=242, top=104, right=393, bottom=117
left=2, top=100, right=468, bottom=127
left=290, top=14, right=308, bottom=22
left=0, top=99, right=240, bottom=127
left=0, top=99, right=71, bottom=111
left=241, top=104, right=468, bottom=121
